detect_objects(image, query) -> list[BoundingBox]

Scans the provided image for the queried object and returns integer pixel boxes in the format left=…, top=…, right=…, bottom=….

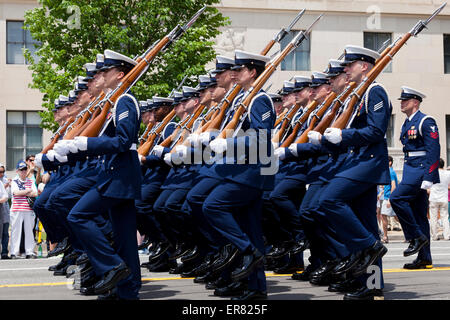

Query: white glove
left=274, top=147, right=286, bottom=160
left=66, top=140, right=79, bottom=154
left=175, top=145, right=188, bottom=159
left=153, top=145, right=164, bottom=158
left=54, top=152, right=68, bottom=163
left=163, top=153, right=173, bottom=167
left=272, top=141, right=279, bottom=150
left=74, top=136, right=88, bottom=151
left=46, top=150, right=56, bottom=162
left=323, top=128, right=342, bottom=144
left=187, top=133, right=200, bottom=146
left=35, top=153, right=43, bottom=169
left=200, top=132, right=216, bottom=146
left=421, top=180, right=433, bottom=190
left=308, top=131, right=322, bottom=146
left=288, top=143, right=298, bottom=157
left=210, top=138, right=227, bottom=154
left=53, top=140, right=70, bottom=156
left=138, top=154, right=145, bottom=165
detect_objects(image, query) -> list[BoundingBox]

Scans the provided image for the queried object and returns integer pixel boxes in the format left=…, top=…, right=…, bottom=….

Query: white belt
left=130, top=143, right=137, bottom=151
left=406, top=151, right=426, bottom=157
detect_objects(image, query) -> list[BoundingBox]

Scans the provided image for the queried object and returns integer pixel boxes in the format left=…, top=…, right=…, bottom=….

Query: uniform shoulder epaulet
left=364, top=82, right=390, bottom=114
left=113, top=93, right=140, bottom=127
left=247, top=91, right=274, bottom=122
left=418, top=115, right=437, bottom=137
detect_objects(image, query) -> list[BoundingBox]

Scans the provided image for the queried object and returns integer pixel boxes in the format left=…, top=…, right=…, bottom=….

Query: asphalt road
left=0, top=240, right=449, bottom=300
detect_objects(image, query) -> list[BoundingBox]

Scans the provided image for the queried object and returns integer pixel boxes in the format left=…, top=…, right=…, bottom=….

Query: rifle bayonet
left=410, top=2, right=446, bottom=36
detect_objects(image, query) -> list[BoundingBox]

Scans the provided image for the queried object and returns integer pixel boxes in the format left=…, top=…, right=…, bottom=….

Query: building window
left=6, top=21, right=40, bottom=64
left=7, top=111, right=42, bottom=170
left=280, top=31, right=310, bottom=71
left=444, top=34, right=450, bottom=74
left=364, top=32, right=392, bottom=72
left=386, top=114, right=395, bottom=148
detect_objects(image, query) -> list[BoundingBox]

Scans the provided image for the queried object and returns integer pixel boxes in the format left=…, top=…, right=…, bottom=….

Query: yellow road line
left=1, top=267, right=450, bottom=289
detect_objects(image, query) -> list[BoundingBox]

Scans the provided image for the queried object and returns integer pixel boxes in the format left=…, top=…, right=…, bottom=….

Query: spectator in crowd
left=377, top=185, right=384, bottom=238
left=0, top=173, right=9, bottom=258
left=428, top=159, right=450, bottom=241
left=25, top=155, right=38, bottom=184
left=10, top=160, right=38, bottom=259
left=0, top=164, right=11, bottom=259
left=380, top=156, right=399, bottom=243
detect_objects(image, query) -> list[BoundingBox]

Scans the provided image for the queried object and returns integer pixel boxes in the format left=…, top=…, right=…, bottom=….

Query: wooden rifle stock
left=280, top=100, right=317, bottom=147
left=217, top=16, right=323, bottom=140
left=138, top=109, right=177, bottom=156
left=274, top=108, right=289, bottom=128
left=294, top=92, right=337, bottom=144
left=313, top=82, right=356, bottom=134
left=330, top=3, right=447, bottom=129
left=170, top=104, right=208, bottom=149
left=41, top=117, right=74, bottom=154
left=272, top=103, right=301, bottom=144
left=77, top=7, right=205, bottom=138
left=139, top=121, right=155, bottom=147
left=64, top=93, right=106, bottom=140
left=204, top=84, right=242, bottom=133
left=260, top=39, right=276, bottom=56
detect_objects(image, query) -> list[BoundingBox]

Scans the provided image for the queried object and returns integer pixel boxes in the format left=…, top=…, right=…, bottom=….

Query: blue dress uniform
left=152, top=87, right=202, bottom=255
left=34, top=96, right=74, bottom=245
left=281, top=61, right=354, bottom=273
left=201, top=49, right=275, bottom=295
left=66, top=50, right=142, bottom=299
left=264, top=76, right=314, bottom=271
left=45, top=64, right=113, bottom=257
left=135, top=97, right=176, bottom=247
left=314, top=46, right=392, bottom=296
left=390, top=87, right=440, bottom=265
left=184, top=56, right=239, bottom=265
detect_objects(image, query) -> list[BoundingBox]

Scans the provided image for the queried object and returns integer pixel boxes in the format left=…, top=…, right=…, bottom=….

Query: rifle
left=332, top=3, right=446, bottom=130
left=272, top=103, right=301, bottom=144
left=78, top=6, right=206, bottom=138
left=63, top=91, right=107, bottom=140
left=293, top=92, right=337, bottom=144
left=137, top=109, right=177, bottom=156
left=260, top=9, right=306, bottom=55
left=41, top=117, right=74, bottom=154
left=139, top=121, right=155, bottom=147
left=218, top=14, right=324, bottom=140
left=191, top=11, right=307, bottom=136
left=312, top=82, right=356, bottom=135
left=280, top=100, right=317, bottom=147
left=274, top=108, right=289, bottom=128
left=170, top=103, right=209, bottom=150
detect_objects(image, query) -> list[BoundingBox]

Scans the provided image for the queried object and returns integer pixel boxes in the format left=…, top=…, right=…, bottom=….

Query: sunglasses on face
left=19, top=168, right=27, bottom=171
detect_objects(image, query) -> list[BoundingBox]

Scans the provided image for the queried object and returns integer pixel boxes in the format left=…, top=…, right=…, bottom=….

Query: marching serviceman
left=312, top=45, right=392, bottom=300
left=62, top=49, right=142, bottom=300
left=201, top=49, right=274, bottom=300
left=390, top=86, right=440, bottom=269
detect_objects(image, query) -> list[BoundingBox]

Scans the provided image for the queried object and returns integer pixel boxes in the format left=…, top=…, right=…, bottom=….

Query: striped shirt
left=10, top=178, right=36, bottom=212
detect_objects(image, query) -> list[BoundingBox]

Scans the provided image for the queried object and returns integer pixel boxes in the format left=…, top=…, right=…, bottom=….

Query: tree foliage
left=24, top=0, right=229, bottom=132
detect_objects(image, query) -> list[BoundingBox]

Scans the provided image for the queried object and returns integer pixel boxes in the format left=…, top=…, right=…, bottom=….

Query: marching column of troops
left=32, top=10, right=442, bottom=301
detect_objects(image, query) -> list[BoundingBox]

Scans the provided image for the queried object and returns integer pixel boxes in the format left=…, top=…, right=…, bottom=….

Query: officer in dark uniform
left=264, top=75, right=315, bottom=273
left=390, top=86, right=440, bottom=269
left=201, top=49, right=275, bottom=300
left=275, top=60, right=352, bottom=286
left=62, top=49, right=142, bottom=300
left=312, top=45, right=391, bottom=300
left=136, top=95, right=178, bottom=272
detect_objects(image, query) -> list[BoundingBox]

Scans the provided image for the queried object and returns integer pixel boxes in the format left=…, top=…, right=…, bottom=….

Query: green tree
left=24, top=0, right=229, bottom=132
